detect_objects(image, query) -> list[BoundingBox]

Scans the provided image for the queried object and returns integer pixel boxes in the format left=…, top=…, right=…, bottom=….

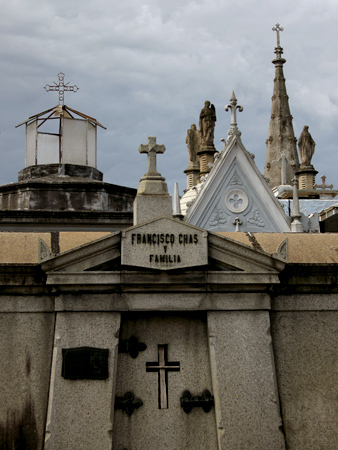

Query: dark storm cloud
left=1, top=0, right=338, bottom=196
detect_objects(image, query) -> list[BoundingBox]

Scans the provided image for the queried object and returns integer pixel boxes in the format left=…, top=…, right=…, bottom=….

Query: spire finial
left=272, top=24, right=285, bottom=61
left=225, top=91, right=243, bottom=142
left=291, top=177, right=303, bottom=232
left=272, top=23, right=284, bottom=47
left=173, top=182, right=183, bottom=219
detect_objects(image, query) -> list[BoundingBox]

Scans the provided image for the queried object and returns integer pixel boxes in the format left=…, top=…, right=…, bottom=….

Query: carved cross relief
left=146, top=345, right=180, bottom=409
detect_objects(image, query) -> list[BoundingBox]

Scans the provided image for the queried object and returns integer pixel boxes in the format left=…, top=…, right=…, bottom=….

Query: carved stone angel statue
left=199, top=101, right=216, bottom=147
left=298, top=125, right=315, bottom=166
left=186, top=124, right=201, bottom=162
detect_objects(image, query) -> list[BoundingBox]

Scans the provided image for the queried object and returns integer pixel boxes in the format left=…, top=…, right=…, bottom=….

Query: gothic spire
left=264, top=24, right=299, bottom=188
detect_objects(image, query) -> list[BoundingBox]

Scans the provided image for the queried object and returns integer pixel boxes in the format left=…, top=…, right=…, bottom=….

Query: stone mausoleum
left=0, top=28, right=338, bottom=450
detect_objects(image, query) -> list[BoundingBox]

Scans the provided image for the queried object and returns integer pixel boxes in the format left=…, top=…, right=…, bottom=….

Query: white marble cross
left=138, top=136, right=166, bottom=176
left=233, top=216, right=242, bottom=232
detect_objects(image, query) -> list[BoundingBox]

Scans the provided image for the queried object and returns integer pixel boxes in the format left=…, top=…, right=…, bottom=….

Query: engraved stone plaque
left=122, top=217, right=208, bottom=270
left=62, top=347, right=109, bottom=380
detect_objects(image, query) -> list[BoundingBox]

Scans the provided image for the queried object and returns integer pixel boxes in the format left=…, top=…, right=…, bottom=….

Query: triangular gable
left=41, top=231, right=121, bottom=273
left=41, top=217, right=285, bottom=276
left=185, top=135, right=291, bottom=232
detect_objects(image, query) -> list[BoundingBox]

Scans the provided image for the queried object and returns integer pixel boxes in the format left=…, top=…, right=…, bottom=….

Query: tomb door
left=112, top=312, right=218, bottom=450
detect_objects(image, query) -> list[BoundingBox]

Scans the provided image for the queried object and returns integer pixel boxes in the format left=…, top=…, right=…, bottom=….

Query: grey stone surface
left=273, top=293, right=338, bottom=311
left=54, top=293, right=128, bottom=312
left=0, top=295, right=54, bottom=312
left=208, top=311, right=286, bottom=450
left=18, top=163, right=103, bottom=181
left=0, top=312, right=55, bottom=450
left=271, top=311, right=338, bottom=450
left=133, top=194, right=172, bottom=224
left=113, top=312, right=218, bottom=450
left=0, top=210, right=134, bottom=232
left=0, top=177, right=136, bottom=212
left=44, top=312, right=121, bottom=450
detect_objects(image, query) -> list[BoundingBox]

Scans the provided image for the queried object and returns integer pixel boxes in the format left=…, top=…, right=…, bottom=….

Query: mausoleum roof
left=16, top=104, right=106, bottom=129
left=1, top=231, right=338, bottom=264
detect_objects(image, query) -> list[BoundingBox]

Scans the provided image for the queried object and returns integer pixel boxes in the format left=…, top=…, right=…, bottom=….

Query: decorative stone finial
left=272, top=23, right=284, bottom=47
left=173, top=182, right=183, bottom=220
left=291, top=177, right=303, bottom=232
left=225, top=91, right=243, bottom=141
left=272, top=23, right=285, bottom=61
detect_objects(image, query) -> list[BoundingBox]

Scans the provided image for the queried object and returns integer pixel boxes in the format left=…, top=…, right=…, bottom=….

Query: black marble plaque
left=62, top=347, right=109, bottom=380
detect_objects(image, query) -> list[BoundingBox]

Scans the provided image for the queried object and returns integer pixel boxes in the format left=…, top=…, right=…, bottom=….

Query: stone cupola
left=264, top=24, right=299, bottom=189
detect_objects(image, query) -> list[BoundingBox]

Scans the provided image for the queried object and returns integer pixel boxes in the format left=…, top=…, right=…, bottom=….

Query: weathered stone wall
left=271, top=309, right=338, bottom=450
left=0, top=309, right=55, bottom=450
left=208, top=311, right=286, bottom=450
left=1, top=257, right=338, bottom=450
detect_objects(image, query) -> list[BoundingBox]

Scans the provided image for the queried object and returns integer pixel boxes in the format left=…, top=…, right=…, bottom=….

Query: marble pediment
left=185, top=135, right=291, bottom=232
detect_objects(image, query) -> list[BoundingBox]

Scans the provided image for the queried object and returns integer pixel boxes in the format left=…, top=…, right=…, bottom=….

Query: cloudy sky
left=1, top=0, right=338, bottom=196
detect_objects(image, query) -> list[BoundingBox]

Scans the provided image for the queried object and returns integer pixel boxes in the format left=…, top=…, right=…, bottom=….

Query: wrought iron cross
left=44, top=72, right=79, bottom=105
left=146, top=345, right=180, bottom=409
left=138, top=136, right=165, bottom=176
left=272, top=23, right=284, bottom=47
